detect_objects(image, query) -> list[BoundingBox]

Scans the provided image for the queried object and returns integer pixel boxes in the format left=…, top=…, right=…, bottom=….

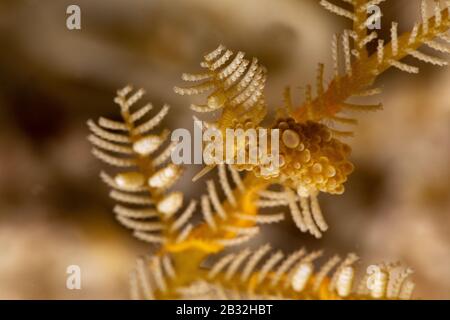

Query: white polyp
left=157, top=192, right=183, bottom=216
left=148, top=164, right=180, bottom=189
left=296, top=185, right=310, bottom=198
left=369, top=270, right=388, bottom=299
left=133, top=135, right=162, bottom=155
left=336, top=266, right=355, bottom=297
left=115, top=172, right=145, bottom=189
left=399, top=280, right=415, bottom=300
left=291, top=263, right=313, bottom=292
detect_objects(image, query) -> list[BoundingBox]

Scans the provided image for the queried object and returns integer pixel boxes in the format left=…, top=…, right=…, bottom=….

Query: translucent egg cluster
left=269, top=118, right=354, bottom=195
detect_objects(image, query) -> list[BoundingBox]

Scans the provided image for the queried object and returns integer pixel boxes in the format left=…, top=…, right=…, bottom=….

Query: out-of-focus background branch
left=0, top=0, right=448, bottom=299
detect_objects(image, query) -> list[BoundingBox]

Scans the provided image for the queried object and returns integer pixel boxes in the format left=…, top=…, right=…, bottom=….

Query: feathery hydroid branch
left=87, top=0, right=450, bottom=300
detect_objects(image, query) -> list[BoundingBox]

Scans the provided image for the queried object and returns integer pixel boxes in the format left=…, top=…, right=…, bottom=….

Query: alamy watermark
left=66, top=5, right=81, bottom=30
left=367, top=5, right=382, bottom=30
left=171, top=121, right=280, bottom=176
left=66, top=264, right=81, bottom=290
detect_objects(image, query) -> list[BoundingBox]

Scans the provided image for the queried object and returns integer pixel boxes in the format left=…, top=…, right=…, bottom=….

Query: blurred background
left=0, top=0, right=448, bottom=299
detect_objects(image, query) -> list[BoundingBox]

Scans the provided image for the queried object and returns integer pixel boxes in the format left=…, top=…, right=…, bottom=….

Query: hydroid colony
left=88, top=0, right=449, bottom=299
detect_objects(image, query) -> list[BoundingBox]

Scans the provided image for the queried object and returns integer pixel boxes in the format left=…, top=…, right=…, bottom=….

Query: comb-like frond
left=175, top=224, right=194, bottom=243
left=91, top=148, right=136, bottom=167
left=206, top=180, right=227, bottom=219
left=88, top=86, right=200, bottom=246
left=174, top=45, right=268, bottom=132
left=110, top=190, right=154, bottom=205
left=234, top=212, right=285, bottom=224
left=181, top=246, right=415, bottom=300
left=88, top=135, right=133, bottom=155
left=175, top=47, right=269, bottom=181
left=256, top=187, right=329, bottom=238
left=87, top=1, right=435, bottom=299
left=148, top=164, right=183, bottom=189
left=192, top=169, right=272, bottom=246
left=320, top=1, right=356, bottom=22
left=293, top=0, right=449, bottom=125
left=98, top=117, right=128, bottom=131
left=116, top=216, right=165, bottom=231
left=114, top=205, right=158, bottom=219
left=160, top=166, right=288, bottom=252
left=152, top=141, right=178, bottom=167
left=131, top=255, right=178, bottom=299
left=170, top=200, right=196, bottom=232
left=218, top=164, right=237, bottom=206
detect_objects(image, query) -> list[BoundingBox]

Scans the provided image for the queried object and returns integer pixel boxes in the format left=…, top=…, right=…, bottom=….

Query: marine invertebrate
left=173, top=45, right=267, bottom=133
left=174, top=0, right=449, bottom=236
left=88, top=0, right=449, bottom=300
left=130, top=246, right=415, bottom=300
left=88, top=86, right=190, bottom=245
